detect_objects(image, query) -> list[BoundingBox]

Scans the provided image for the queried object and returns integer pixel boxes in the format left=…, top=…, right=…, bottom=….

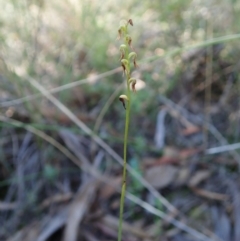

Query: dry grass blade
left=40, top=193, right=73, bottom=210
left=206, top=142, right=240, bottom=154
left=0, top=68, right=121, bottom=108
left=0, top=202, right=17, bottom=211
left=211, top=206, right=231, bottom=241
left=93, top=82, right=124, bottom=134
left=154, top=108, right=167, bottom=149
left=36, top=210, right=68, bottom=241
left=63, top=180, right=98, bottom=241
left=225, top=179, right=240, bottom=241
left=59, top=130, right=91, bottom=167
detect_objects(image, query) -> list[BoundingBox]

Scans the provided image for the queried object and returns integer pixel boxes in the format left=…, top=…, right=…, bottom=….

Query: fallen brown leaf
left=143, top=147, right=201, bottom=168
left=181, top=126, right=201, bottom=136
left=191, top=187, right=228, bottom=201
left=179, top=148, right=202, bottom=159
left=188, top=170, right=211, bottom=187
left=144, top=165, right=178, bottom=189
left=174, top=167, right=191, bottom=186
left=99, top=176, right=122, bottom=199
left=143, top=156, right=180, bottom=167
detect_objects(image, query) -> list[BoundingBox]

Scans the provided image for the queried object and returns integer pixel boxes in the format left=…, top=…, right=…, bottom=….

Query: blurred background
left=1, top=0, right=240, bottom=240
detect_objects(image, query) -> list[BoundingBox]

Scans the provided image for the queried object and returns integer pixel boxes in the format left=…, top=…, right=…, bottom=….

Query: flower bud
left=128, top=52, right=137, bottom=59
left=125, top=35, right=132, bottom=48
left=119, top=95, right=129, bottom=109
left=118, top=25, right=126, bottom=39
left=119, top=44, right=127, bottom=59
left=121, top=59, right=129, bottom=75
left=128, top=52, right=137, bottom=68
left=121, top=59, right=129, bottom=66
left=120, top=44, right=127, bottom=50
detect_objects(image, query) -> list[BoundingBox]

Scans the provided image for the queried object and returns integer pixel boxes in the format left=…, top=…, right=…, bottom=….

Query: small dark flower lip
left=128, top=52, right=137, bottom=68
left=118, top=25, right=126, bottom=39
left=120, top=52, right=124, bottom=60
left=125, top=35, right=132, bottom=47
left=128, top=19, right=133, bottom=26
left=121, top=63, right=126, bottom=72
left=118, top=29, right=122, bottom=39
left=119, top=44, right=127, bottom=60
left=132, top=81, right=136, bottom=92
left=133, top=59, right=137, bottom=68
left=129, top=78, right=137, bottom=92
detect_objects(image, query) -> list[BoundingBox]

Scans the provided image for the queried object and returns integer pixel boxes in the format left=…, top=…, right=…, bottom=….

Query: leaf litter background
left=1, top=1, right=240, bottom=241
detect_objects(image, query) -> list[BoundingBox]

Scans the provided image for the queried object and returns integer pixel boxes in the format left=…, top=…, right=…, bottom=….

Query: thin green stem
left=117, top=20, right=133, bottom=241
left=117, top=76, right=131, bottom=241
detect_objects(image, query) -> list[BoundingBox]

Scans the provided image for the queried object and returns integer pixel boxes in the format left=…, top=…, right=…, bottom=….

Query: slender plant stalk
left=117, top=19, right=137, bottom=241
left=118, top=68, right=131, bottom=241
